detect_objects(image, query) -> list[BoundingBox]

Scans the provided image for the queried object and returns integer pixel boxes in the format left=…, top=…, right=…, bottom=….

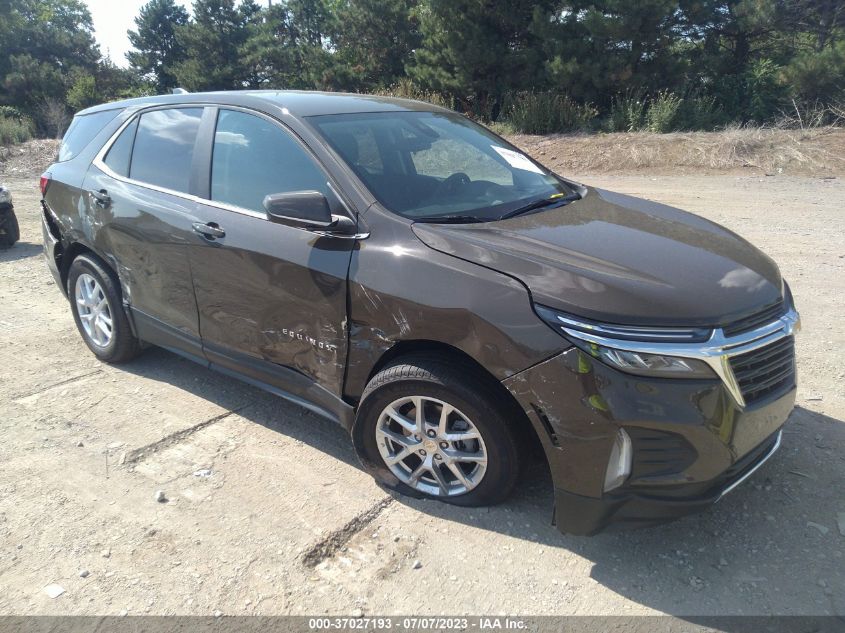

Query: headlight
left=0, top=187, right=11, bottom=204
left=535, top=304, right=716, bottom=379
left=594, top=347, right=715, bottom=378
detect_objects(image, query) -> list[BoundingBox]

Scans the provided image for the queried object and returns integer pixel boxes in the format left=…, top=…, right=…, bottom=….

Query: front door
left=189, top=108, right=355, bottom=411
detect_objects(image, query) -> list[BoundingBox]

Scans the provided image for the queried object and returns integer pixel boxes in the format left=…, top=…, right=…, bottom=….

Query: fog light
left=603, top=428, right=632, bottom=492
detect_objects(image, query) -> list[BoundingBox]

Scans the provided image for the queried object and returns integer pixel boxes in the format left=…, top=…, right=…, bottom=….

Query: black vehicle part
left=0, top=207, right=20, bottom=248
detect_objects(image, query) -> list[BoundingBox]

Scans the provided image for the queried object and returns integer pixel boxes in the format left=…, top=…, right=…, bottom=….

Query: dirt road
left=1, top=173, right=843, bottom=617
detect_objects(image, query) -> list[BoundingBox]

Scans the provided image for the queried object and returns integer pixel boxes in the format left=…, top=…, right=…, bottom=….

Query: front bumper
left=503, top=346, right=796, bottom=535
left=553, top=428, right=783, bottom=534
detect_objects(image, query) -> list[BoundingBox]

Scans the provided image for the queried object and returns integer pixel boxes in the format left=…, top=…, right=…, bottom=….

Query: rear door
left=188, top=107, right=355, bottom=406
left=84, top=106, right=206, bottom=357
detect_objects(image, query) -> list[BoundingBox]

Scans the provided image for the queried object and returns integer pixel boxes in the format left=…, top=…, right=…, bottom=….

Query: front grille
left=723, top=301, right=787, bottom=337
left=729, top=336, right=795, bottom=405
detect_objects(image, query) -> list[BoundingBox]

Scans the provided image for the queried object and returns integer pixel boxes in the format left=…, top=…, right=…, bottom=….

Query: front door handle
left=192, top=222, right=226, bottom=239
left=90, top=189, right=110, bottom=206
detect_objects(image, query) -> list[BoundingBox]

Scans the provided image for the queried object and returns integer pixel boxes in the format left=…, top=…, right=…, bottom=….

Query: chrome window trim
left=554, top=307, right=800, bottom=408
left=91, top=104, right=369, bottom=238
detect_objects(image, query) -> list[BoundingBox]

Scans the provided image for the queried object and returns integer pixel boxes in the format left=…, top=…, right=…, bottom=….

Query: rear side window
left=129, top=108, right=203, bottom=194
left=58, top=110, right=120, bottom=162
left=210, top=109, right=327, bottom=212
left=103, top=118, right=138, bottom=177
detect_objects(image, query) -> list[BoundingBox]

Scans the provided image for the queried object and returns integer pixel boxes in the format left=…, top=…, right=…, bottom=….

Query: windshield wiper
left=413, top=215, right=488, bottom=224
left=498, top=191, right=582, bottom=221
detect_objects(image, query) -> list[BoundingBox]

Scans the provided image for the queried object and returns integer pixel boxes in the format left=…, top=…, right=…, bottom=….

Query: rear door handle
left=90, top=189, right=110, bottom=206
left=192, top=222, right=226, bottom=239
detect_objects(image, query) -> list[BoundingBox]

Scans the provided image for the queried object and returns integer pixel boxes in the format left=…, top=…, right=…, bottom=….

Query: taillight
left=40, top=173, right=51, bottom=197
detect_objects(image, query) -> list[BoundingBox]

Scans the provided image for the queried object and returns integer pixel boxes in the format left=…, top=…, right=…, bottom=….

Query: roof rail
left=172, top=87, right=189, bottom=95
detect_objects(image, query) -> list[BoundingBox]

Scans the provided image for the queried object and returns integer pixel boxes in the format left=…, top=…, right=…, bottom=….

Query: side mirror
left=263, top=191, right=335, bottom=229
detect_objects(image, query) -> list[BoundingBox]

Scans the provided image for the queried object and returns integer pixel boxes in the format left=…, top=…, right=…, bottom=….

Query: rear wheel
left=0, top=209, right=19, bottom=248
left=68, top=254, right=141, bottom=363
left=355, top=355, right=522, bottom=506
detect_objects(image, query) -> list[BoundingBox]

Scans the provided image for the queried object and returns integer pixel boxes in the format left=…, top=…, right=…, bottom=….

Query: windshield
left=309, top=111, right=572, bottom=221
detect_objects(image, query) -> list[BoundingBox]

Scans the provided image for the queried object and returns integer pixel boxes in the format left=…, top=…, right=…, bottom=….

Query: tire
left=0, top=209, right=19, bottom=248
left=354, top=354, right=522, bottom=507
left=67, top=254, right=141, bottom=363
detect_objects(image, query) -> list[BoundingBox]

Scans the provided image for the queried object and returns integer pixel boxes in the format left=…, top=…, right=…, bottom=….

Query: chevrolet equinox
left=40, top=91, right=800, bottom=534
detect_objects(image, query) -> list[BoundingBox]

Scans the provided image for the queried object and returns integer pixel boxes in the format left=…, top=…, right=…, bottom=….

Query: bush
left=0, top=114, right=33, bottom=146
left=501, top=91, right=598, bottom=134
left=0, top=105, right=27, bottom=122
left=745, top=58, right=790, bottom=122
left=645, top=90, right=683, bottom=132
left=484, top=120, right=518, bottom=136
left=605, top=90, right=646, bottom=132
left=676, top=94, right=725, bottom=131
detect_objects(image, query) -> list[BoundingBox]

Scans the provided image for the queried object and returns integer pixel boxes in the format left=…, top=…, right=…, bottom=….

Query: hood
left=412, top=187, right=783, bottom=327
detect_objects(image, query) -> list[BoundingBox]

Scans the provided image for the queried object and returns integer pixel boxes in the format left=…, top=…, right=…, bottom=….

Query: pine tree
left=332, top=0, right=421, bottom=90
left=127, top=0, right=190, bottom=92
left=173, top=0, right=263, bottom=91
left=408, top=0, right=554, bottom=117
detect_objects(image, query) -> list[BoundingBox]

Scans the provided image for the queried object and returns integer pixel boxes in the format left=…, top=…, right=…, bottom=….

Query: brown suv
left=41, top=91, right=799, bottom=534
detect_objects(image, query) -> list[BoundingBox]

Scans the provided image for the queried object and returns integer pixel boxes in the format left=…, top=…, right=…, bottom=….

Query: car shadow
left=0, top=240, right=41, bottom=262
left=119, top=347, right=363, bottom=469
left=119, top=346, right=844, bottom=618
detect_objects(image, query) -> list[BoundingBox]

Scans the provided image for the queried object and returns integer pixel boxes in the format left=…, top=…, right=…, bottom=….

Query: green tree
left=538, top=0, right=685, bottom=105
left=332, top=0, right=421, bottom=90
left=127, top=0, right=190, bottom=92
left=783, top=41, right=845, bottom=103
left=778, top=0, right=844, bottom=52
left=408, top=0, right=554, bottom=117
left=173, top=0, right=263, bottom=91
left=678, top=0, right=783, bottom=71
left=243, top=0, right=341, bottom=89
left=0, top=0, right=101, bottom=124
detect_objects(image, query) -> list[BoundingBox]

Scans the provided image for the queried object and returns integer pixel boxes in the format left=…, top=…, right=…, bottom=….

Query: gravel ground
left=0, top=172, right=843, bottom=617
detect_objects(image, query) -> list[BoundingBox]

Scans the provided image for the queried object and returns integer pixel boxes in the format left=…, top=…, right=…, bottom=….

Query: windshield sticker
left=491, top=146, right=544, bottom=174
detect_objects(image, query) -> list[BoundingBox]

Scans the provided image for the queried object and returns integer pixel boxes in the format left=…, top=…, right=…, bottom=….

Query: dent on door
left=82, top=169, right=201, bottom=339
left=189, top=208, right=354, bottom=396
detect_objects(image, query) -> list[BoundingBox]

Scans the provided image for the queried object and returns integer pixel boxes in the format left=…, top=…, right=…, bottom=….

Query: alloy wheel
left=75, top=273, right=113, bottom=348
left=375, top=395, right=488, bottom=496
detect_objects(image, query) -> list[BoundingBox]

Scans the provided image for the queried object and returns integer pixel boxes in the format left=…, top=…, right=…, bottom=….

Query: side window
left=129, top=108, right=203, bottom=194
left=58, top=109, right=120, bottom=162
left=103, top=118, right=138, bottom=177
left=211, top=109, right=328, bottom=213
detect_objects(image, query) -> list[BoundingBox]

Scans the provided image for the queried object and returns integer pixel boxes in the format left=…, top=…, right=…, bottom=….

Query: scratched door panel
left=189, top=205, right=352, bottom=394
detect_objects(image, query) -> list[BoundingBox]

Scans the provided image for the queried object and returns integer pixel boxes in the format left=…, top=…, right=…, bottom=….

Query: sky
left=84, top=0, right=192, bottom=68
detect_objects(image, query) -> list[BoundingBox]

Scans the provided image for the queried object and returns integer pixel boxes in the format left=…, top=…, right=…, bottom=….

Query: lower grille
left=729, top=336, right=795, bottom=405
left=627, top=427, right=697, bottom=480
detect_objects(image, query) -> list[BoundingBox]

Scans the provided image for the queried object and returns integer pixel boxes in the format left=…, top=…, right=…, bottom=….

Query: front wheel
left=68, top=254, right=141, bottom=363
left=355, top=356, right=522, bottom=506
